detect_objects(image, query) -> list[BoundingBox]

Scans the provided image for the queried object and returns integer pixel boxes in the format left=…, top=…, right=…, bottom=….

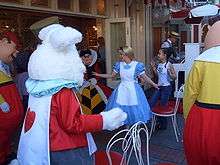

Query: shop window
left=31, top=0, right=50, bottom=7
left=58, top=0, right=71, bottom=10
left=97, top=0, right=105, bottom=15
left=0, top=0, right=21, bottom=3
left=79, top=0, right=91, bottom=13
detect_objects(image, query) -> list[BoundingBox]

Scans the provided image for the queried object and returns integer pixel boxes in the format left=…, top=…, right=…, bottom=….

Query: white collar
left=195, top=46, right=220, bottom=63
left=167, top=39, right=172, bottom=44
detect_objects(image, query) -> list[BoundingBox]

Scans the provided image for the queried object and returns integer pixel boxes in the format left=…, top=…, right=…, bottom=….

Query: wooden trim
left=0, top=2, right=107, bottom=18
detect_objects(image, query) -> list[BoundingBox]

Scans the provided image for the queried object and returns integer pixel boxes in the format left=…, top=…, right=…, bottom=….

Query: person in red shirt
left=0, top=31, right=24, bottom=165
left=12, top=24, right=127, bottom=165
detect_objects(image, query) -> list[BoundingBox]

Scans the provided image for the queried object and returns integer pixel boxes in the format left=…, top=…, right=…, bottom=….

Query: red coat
left=0, top=72, right=24, bottom=164
left=49, top=88, right=103, bottom=151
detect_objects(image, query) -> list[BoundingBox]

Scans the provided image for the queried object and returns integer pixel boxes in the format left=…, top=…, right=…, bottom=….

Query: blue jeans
left=149, top=85, right=172, bottom=108
left=149, top=85, right=172, bottom=129
left=50, top=147, right=94, bottom=165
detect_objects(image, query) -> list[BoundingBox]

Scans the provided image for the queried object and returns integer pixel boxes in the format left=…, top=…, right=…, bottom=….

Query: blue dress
left=106, top=61, right=152, bottom=125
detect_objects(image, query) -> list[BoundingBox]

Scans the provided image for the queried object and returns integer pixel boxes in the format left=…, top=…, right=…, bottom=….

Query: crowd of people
left=0, top=15, right=220, bottom=165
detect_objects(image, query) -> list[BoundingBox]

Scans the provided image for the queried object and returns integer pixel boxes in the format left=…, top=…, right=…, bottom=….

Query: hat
left=30, top=16, right=59, bottom=37
left=2, top=31, right=21, bottom=50
left=204, top=20, right=220, bottom=50
left=170, top=31, right=180, bottom=38
left=79, top=49, right=92, bottom=57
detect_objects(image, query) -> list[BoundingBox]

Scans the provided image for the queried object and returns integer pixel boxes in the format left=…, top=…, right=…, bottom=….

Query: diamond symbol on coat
left=24, top=108, right=36, bottom=133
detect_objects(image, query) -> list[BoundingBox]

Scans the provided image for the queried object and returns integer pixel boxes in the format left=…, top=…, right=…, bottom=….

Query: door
left=105, top=18, right=131, bottom=88
left=153, top=27, right=162, bottom=57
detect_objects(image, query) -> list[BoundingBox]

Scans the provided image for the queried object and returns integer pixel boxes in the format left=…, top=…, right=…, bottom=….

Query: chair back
left=173, top=85, right=184, bottom=114
left=106, top=122, right=150, bottom=165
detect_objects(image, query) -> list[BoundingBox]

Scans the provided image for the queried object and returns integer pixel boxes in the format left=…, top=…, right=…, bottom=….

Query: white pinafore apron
left=18, top=92, right=96, bottom=165
left=116, top=61, right=138, bottom=106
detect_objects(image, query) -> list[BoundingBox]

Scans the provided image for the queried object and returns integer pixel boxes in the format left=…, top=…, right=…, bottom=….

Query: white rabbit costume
left=12, top=24, right=127, bottom=165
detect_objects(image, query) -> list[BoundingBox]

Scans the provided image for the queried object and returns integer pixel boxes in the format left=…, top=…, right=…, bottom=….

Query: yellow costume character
left=183, top=18, right=220, bottom=165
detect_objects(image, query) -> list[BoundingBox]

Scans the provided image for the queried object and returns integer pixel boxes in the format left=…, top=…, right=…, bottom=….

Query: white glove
left=101, top=108, right=127, bottom=131
left=0, top=102, right=10, bottom=113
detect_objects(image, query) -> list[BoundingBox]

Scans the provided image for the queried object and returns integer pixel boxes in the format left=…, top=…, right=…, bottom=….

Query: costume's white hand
left=0, top=102, right=10, bottom=113
left=101, top=108, right=127, bottom=131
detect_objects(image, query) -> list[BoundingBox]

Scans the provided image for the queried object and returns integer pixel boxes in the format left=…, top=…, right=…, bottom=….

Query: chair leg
left=171, top=116, right=179, bottom=142
left=174, top=115, right=181, bottom=136
left=149, top=115, right=156, bottom=139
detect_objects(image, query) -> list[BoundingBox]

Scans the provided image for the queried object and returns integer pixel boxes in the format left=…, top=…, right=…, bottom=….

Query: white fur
left=28, top=24, right=86, bottom=85
left=38, top=24, right=63, bottom=41
left=101, top=108, right=127, bottom=131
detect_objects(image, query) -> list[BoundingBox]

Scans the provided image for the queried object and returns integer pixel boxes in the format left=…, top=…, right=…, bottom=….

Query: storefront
left=0, top=0, right=106, bottom=49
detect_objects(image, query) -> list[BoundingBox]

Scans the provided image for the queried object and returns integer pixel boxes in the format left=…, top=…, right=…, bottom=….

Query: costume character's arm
left=183, top=62, right=202, bottom=119
left=54, top=88, right=103, bottom=134
left=137, top=62, right=158, bottom=89
left=54, top=88, right=127, bottom=133
left=93, top=61, right=118, bottom=79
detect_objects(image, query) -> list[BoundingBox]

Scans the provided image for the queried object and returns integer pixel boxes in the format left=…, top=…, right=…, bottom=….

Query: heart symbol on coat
left=24, top=108, right=36, bottom=133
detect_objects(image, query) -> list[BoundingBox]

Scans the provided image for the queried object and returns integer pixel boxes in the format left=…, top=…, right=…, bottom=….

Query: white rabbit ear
left=38, top=24, right=64, bottom=41
left=49, top=27, right=82, bottom=50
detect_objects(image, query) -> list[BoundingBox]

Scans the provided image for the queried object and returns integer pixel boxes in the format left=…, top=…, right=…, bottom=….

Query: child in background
left=94, top=46, right=158, bottom=126
left=150, top=48, right=176, bottom=129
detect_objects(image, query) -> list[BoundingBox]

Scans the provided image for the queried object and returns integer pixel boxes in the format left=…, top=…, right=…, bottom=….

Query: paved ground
left=10, top=114, right=186, bottom=165
left=93, top=114, right=186, bottom=165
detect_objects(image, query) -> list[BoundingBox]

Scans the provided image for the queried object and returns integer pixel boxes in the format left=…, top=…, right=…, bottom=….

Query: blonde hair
left=120, top=46, right=135, bottom=60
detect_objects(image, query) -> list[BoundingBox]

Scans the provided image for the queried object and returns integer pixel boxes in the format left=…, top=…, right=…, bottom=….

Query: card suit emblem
left=24, top=108, right=36, bottom=133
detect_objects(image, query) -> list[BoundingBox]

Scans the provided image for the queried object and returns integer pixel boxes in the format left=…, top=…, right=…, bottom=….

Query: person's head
left=157, top=48, right=170, bottom=62
left=13, top=51, right=31, bottom=73
left=168, top=31, right=180, bottom=44
left=97, top=36, right=105, bottom=46
left=0, top=31, right=20, bottom=64
left=118, top=46, right=134, bottom=62
left=80, top=49, right=93, bottom=66
left=204, top=15, right=220, bottom=50
left=28, top=24, right=86, bottom=86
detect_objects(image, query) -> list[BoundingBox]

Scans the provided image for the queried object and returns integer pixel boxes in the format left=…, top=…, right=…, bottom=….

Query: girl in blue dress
left=94, top=46, right=158, bottom=126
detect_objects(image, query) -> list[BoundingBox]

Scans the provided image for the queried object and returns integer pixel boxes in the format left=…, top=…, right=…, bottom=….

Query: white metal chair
left=149, top=85, right=184, bottom=142
left=105, top=122, right=150, bottom=165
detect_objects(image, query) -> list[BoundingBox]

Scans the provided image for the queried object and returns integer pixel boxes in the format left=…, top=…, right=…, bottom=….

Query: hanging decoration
left=170, top=4, right=220, bottom=24
left=144, top=0, right=186, bottom=8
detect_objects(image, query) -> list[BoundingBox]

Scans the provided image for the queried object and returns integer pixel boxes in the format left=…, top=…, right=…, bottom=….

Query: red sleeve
left=52, top=88, right=103, bottom=134
left=94, top=62, right=101, bottom=80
